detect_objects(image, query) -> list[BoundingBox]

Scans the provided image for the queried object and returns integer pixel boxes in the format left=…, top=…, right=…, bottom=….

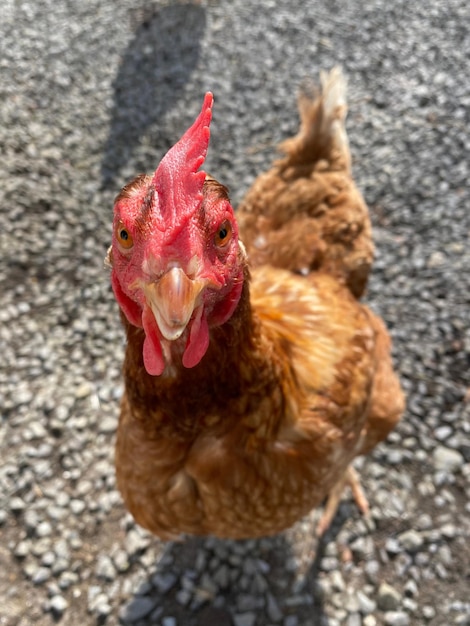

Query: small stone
left=331, top=570, right=345, bottom=592
left=47, top=505, right=66, bottom=521
left=56, top=492, right=70, bottom=508
left=96, top=555, right=116, bottom=581
left=75, top=382, right=93, bottom=398
left=87, top=585, right=102, bottom=608
left=427, top=250, right=446, bottom=268
left=52, top=559, right=68, bottom=576
left=69, top=499, right=86, bottom=515
left=266, top=593, right=283, bottom=622
left=9, top=497, right=26, bottom=513
left=284, top=617, right=299, bottom=626
left=233, top=613, right=256, bottom=626
left=432, top=446, right=464, bottom=473
left=365, top=560, right=380, bottom=584
left=363, top=617, right=377, bottom=626
left=26, top=421, right=48, bottom=440
left=14, top=540, right=31, bottom=558
left=384, top=611, right=410, bottom=626
left=434, top=425, right=453, bottom=441
left=162, top=617, right=177, bottom=626
left=347, top=614, right=361, bottom=626
left=213, top=564, right=230, bottom=589
left=31, top=538, right=51, bottom=557
left=176, top=589, right=191, bottom=606
left=121, top=596, right=157, bottom=623
left=386, top=449, right=404, bottom=465
left=58, top=571, right=79, bottom=589
left=16, top=388, right=33, bottom=405
left=125, top=528, right=150, bottom=555
left=437, top=544, right=453, bottom=566
left=435, top=562, right=449, bottom=579
left=385, top=537, right=402, bottom=556
left=135, top=580, right=153, bottom=596
left=54, top=539, right=70, bottom=561
left=237, top=594, right=262, bottom=612
left=41, top=551, right=55, bottom=567
left=99, top=416, right=117, bottom=433
left=199, top=572, right=218, bottom=597
left=195, top=551, right=207, bottom=572
left=49, top=595, right=68, bottom=616
left=350, top=536, right=375, bottom=560
left=320, top=556, right=338, bottom=572
left=36, top=521, right=53, bottom=538
left=344, top=590, right=360, bottom=613
left=242, top=557, right=258, bottom=576
left=422, top=605, right=436, bottom=620
left=253, top=571, right=268, bottom=594
left=416, top=513, right=433, bottom=530
left=404, top=580, right=418, bottom=597
left=113, top=549, right=130, bottom=572
left=403, top=598, right=418, bottom=613
left=377, top=582, right=402, bottom=611
left=440, top=523, right=458, bottom=539
left=32, top=567, right=52, bottom=585
left=94, top=597, right=112, bottom=618
left=398, top=530, right=424, bottom=553
left=49, top=419, right=64, bottom=436
left=153, top=572, right=177, bottom=594
left=357, top=590, right=376, bottom=614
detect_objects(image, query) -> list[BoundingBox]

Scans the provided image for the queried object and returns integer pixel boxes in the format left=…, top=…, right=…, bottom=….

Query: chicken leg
left=316, top=466, right=370, bottom=537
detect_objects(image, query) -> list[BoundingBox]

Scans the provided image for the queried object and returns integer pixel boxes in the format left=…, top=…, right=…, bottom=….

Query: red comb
left=151, top=92, right=213, bottom=230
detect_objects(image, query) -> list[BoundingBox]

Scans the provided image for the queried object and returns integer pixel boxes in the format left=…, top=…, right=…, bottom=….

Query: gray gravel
left=1, top=1, right=469, bottom=625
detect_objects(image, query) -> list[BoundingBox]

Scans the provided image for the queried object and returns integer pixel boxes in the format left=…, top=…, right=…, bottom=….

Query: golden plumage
left=113, top=68, right=404, bottom=539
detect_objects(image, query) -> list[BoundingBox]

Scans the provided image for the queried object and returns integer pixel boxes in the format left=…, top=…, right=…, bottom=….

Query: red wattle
left=182, top=307, right=209, bottom=369
left=111, top=271, right=143, bottom=327
left=142, top=306, right=165, bottom=376
left=211, top=271, right=244, bottom=326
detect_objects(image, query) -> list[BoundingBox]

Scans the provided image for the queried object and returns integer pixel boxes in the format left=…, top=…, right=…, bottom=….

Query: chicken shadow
left=119, top=523, right=343, bottom=626
left=101, top=1, right=206, bottom=189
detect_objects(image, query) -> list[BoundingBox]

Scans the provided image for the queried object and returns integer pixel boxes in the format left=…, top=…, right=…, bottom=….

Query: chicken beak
left=143, top=267, right=208, bottom=341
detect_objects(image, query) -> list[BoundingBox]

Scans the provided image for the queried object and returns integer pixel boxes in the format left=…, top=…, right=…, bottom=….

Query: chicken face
left=110, top=94, right=244, bottom=376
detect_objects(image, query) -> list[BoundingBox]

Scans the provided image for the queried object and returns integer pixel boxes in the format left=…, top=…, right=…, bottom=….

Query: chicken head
left=110, top=93, right=244, bottom=376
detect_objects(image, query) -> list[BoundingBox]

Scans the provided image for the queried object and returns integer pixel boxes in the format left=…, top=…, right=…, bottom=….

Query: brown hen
left=109, top=70, right=404, bottom=540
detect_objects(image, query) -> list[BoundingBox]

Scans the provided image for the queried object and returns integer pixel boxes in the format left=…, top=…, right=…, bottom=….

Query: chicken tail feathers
left=279, top=67, right=351, bottom=172
left=236, top=67, right=373, bottom=299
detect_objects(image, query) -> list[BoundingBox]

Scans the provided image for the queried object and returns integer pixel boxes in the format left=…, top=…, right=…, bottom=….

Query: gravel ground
left=1, top=1, right=469, bottom=625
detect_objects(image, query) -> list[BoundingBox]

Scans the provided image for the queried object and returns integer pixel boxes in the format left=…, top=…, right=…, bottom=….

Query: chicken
left=108, top=69, right=404, bottom=540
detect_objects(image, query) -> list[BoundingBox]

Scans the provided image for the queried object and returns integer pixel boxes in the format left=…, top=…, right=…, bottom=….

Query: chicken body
left=116, top=266, right=403, bottom=538
left=111, top=69, right=404, bottom=539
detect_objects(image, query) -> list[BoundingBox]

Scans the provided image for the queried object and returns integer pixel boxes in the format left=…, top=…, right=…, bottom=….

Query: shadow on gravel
left=101, top=2, right=206, bottom=189
left=119, top=534, right=332, bottom=626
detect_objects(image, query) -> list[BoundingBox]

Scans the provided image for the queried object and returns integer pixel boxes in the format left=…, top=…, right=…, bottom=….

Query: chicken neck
left=121, top=268, right=292, bottom=441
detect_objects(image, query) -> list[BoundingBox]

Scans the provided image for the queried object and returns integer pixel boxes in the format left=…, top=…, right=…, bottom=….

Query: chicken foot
left=316, top=465, right=370, bottom=537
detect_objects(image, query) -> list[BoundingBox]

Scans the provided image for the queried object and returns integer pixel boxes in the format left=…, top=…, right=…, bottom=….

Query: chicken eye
left=214, top=220, right=232, bottom=249
left=116, top=221, right=134, bottom=250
